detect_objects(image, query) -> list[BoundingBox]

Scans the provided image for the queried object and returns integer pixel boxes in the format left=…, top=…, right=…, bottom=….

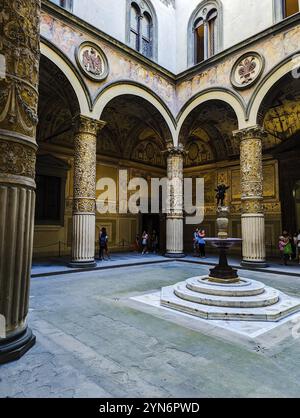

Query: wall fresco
left=40, top=12, right=176, bottom=114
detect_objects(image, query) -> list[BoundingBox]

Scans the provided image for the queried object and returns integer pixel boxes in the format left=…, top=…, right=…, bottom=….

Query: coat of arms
left=231, top=52, right=264, bottom=90
left=76, top=42, right=109, bottom=81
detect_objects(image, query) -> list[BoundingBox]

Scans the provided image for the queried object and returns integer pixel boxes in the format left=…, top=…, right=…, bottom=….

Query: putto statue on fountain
left=215, top=184, right=230, bottom=207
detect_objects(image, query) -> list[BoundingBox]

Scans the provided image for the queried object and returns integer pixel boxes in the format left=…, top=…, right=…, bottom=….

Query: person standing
left=198, top=229, right=206, bottom=258
left=282, top=231, right=292, bottom=266
left=99, top=227, right=111, bottom=261
left=151, top=230, right=159, bottom=254
left=297, top=230, right=300, bottom=265
left=141, top=231, right=149, bottom=255
left=193, top=228, right=199, bottom=256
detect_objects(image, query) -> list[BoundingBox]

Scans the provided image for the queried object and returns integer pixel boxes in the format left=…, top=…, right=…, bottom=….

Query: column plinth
left=165, top=147, right=185, bottom=258
left=0, top=0, right=41, bottom=363
left=233, top=126, right=267, bottom=268
left=69, top=115, right=106, bottom=268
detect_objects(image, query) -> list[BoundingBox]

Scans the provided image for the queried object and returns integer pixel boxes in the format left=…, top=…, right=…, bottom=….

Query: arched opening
left=34, top=55, right=81, bottom=258
left=98, top=94, right=173, bottom=253
left=259, top=71, right=300, bottom=239
left=179, top=100, right=240, bottom=253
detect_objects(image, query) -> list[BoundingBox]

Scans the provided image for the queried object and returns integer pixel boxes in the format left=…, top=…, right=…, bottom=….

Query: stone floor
left=1, top=262, right=300, bottom=398
left=31, top=252, right=300, bottom=278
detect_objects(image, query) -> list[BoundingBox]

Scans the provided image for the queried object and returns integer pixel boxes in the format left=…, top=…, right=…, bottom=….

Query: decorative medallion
left=76, top=42, right=109, bottom=81
left=231, top=52, right=264, bottom=90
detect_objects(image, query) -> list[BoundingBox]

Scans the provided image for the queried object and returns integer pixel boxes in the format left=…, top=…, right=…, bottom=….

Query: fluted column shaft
left=234, top=126, right=267, bottom=267
left=0, top=1, right=41, bottom=363
left=165, top=147, right=185, bottom=258
left=70, top=115, right=105, bottom=267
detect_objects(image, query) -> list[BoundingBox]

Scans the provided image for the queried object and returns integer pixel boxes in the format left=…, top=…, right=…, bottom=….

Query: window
left=282, top=0, right=299, bottom=17
left=127, top=1, right=157, bottom=60
left=193, top=8, right=218, bottom=64
left=188, top=2, right=222, bottom=66
left=36, top=175, right=62, bottom=224
left=51, top=0, right=73, bottom=11
left=35, top=155, right=69, bottom=226
left=274, top=0, right=299, bottom=21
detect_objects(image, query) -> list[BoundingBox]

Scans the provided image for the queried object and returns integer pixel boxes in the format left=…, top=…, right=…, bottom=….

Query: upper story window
left=282, top=0, right=299, bottom=17
left=127, top=1, right=157, bottom=60
left=274, top=0, right=299, bottom=21
left=188, top=1, right=222, bottom=66
left=51, top=0, right=73, bottom=11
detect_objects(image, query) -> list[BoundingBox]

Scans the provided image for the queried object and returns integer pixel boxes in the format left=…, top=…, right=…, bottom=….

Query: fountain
left=161, top=185, right=300, bottom=322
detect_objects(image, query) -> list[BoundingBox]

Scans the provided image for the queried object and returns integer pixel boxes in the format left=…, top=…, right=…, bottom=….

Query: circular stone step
left=174, top=282, right=279, bottom=308
left=186, top=276, right=266, bottom=297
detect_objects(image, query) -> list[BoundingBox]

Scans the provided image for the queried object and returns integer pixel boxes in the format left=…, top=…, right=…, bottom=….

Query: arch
left=40, top=40, right=92, bottom=117
left=176, top=89, right=247, bottom=142
left=93, top=82, right=177, bottom=144
left=187, top=0, right=223, bottom=67
left=248, top=54, right=300, bottom=126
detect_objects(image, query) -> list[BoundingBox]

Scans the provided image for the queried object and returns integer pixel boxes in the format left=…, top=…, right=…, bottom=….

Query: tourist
left=141, top=231, right=149, bottom=255
left=99, top=227, right=111, bottom=261
left=198, top=229, right=206, bottom=258
left=134, top=234, right=140, bottom=253
left=193, top=228, right=199, bottom=255
left=297, top=230, right=300, bottom=264
left=280, top=231, right=292, bottom=266
left=292, top=233, right=298, bottom=260
left=151, top=230, right=159, bottom=254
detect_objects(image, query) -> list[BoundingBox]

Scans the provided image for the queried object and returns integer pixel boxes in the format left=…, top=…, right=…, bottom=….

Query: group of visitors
left=134, top=230, right=159, bottom=255
left=279, top=230, right=300, bottom=266
left=193, top=228, right=207, bottom=258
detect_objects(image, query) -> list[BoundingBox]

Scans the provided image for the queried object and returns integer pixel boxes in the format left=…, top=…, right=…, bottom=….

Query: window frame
left=126, top=0, right=157, bottom=61
left=274, top=0, right=300, bottom=21
left=188, top=1, right=223, bottom=67
left=51, top=0, right=73, bottom=12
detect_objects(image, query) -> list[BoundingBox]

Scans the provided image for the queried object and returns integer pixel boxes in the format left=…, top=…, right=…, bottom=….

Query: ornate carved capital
left=166, top=144, right=186, bottom=158
left=233, top=125, right=267, bottom=142
left=73, top=115, right=106, bottom=137
left=0, top=0, right=41, bottom=139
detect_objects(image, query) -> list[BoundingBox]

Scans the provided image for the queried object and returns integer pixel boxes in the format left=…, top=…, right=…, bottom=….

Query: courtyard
left=1, top=261, right=300, bottom=398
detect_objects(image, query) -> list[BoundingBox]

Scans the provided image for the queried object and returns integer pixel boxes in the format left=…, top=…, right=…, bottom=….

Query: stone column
left=234, top=126, right=267, bottom=268
left=165, top=147, right=185, bottom=258
left=70, top=115, right=105, bottom=268
left=0, top=1, right=41, bottom=363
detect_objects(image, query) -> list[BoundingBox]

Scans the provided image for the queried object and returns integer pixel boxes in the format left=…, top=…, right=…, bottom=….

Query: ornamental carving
left=73, top=116, right=105, bottom=214
left=73, top=198, right=95, bottom=214
left=76, top=42, right=109, bottom=81
left=0, top=140, right=36, bottom=179
left=0, top=0, right=41, bottom=138
left=231, top=52, right=264, bottom=90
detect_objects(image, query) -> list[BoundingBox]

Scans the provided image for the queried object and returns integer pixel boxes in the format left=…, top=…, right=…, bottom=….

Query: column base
left=164, top=253, right=186, bottom=259
left=69, top=260, right=97, bottom=269
left=0, top=327, right=36, bottom=365
left=241, top=260, right=268, bottom=269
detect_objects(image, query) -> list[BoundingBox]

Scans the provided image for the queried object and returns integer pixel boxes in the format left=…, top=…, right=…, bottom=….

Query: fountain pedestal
left=160, top=205, right=300, bottom=322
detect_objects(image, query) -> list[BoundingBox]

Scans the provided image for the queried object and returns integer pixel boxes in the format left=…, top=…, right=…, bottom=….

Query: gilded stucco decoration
left=234, top=126, right=266, bottom=214
left=167, top=146, right=184, bottom=216
left=0, top=140, right=36, bottom=179
left=76, top=42, right=109, bottom=81
left=0, top=0, right=41, bottom=139
left=73, top=115, right=106, bottom=213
